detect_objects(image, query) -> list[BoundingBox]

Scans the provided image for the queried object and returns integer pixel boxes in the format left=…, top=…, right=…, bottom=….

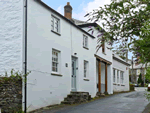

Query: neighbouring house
left=0, top=0, right=130, bottom=112
left=129, top=63, right=148, bottom=83
left=129, top=55, right=150, bottom=83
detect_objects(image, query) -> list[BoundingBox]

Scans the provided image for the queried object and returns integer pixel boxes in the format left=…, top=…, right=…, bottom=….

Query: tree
left=131, top=19, right=150, bottom=65
left=145, top=67, right=150, bottom=82
left=113, top=44, right=127, bottom=60
left=85, top=0, right=150, bottom=63
left=138, top=73, right=143, bottom=85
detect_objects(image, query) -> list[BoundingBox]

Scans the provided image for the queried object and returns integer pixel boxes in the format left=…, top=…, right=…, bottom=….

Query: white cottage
left=0, top=0, right=130, bottom=112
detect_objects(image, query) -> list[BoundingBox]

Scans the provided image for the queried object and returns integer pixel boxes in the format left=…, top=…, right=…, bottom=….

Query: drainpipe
left=24, top=0, right=28, bottom=113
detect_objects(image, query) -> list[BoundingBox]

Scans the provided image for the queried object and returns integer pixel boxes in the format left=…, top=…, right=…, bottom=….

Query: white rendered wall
left=81, top=27, right=113, bottom=63
left=113, top=59, right=129, bottom=92
left=0, top=0, right=23, bottom=75
left=71, top=24, right=97, bottom=98
left=26, top=0, right=98, bottom=111
left=81, top=27, right=113, bottom=94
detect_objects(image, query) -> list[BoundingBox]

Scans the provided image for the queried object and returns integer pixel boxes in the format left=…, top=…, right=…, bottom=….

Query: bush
left=145, top=84, right=148, bottom=87
left=130, top=84, right=135, bottom=91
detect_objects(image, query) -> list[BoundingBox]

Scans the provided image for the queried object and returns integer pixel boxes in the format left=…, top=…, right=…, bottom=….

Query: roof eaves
left=36, top=0, right=95, bottom=39
left=113, top=56, right=131, bottom=66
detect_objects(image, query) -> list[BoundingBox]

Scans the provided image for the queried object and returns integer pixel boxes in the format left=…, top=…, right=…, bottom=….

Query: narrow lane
left=39, top=91, right=149, bottom=113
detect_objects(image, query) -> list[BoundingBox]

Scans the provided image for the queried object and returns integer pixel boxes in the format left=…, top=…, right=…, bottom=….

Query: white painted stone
left=0, top=0, right=23, bottom=75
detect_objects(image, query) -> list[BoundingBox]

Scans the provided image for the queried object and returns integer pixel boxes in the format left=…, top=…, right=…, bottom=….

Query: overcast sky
left=42, top=0, right=132, bottom=59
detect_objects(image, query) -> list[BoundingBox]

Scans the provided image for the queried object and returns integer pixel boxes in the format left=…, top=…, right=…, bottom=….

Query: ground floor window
left=84, top=60, right=89, bottom=77
left=113, top=69, right=115, bottom=83
left=52, top=49, right=60, bottom=72
left=120, top=71, right=124, bottom=84
left=117, top=70, right=119, bottom=83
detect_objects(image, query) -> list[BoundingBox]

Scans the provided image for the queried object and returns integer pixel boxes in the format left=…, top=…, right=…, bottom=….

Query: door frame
left=71, top=56, right=78, bottom=92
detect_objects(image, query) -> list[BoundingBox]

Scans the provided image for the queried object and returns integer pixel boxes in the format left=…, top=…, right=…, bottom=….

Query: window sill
left=113, top=83, right=117, bottom=85
left=83, top=78, right=90, bottom=81
left=117, top=84, right=120, bottom=86
left=51, top=30, right=61, bottom=36
left=83, top=46, right=89, bottom=50
left=102, top=52, right=106, bottom=55
left=121, top=84, right=125, bottom=86
left=51, top=72, right=63, bottom=77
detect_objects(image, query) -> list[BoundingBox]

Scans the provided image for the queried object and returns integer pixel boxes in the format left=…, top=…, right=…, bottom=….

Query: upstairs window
left=51, top=15, right=60, bottom=33
left=102, top=37, right=105, bottom=53
left=84, top=60, right=89, bottom=77
left=83, top=35, right=88, bottom=48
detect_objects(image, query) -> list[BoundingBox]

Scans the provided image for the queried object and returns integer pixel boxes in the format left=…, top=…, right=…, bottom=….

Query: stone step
left=70, top=91, right=89, bottom=95
left=96, top=92, right=105, bottom=97
left=67, top=94, right=89, bottom=98
left=61, top=92, right=91, bottom=105
left=61, top=101, right=74, bottom=104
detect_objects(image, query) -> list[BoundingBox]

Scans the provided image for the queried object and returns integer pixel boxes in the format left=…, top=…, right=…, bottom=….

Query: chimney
left=64, top=2, right=73, bottom=19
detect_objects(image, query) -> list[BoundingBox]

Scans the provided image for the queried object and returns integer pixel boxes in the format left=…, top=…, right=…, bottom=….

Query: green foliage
left=138, top=73, right=143, bottom=84
left=85, top=0, right=150, bottom=63
left=145, top=67, right=150, bottom=82
left=144, top=92, right=150, bottom=101
left=130, top=84, right=135, bottom=91
left=0, top=69, right=31, bottom=83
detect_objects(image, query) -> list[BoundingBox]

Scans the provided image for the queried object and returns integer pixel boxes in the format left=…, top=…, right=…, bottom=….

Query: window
left=51, top=15, right=60, bottom=33
left=84, top=60, right=88, bottom=77
left=113, top=69, right=115, bottom=83
left=120, top=71, right=124, bottom=84
left=102, top=37, right=105, bottom=53
left=83, top=35, right=88, bottom=48
left=117, top=70, right=119, bottom=83
left=52, top=49, right=60, bottom=72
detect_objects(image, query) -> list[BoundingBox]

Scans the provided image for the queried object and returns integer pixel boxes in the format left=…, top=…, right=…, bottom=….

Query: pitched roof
left=113, top=52, right=131, bottom=66
left=36, top=0, right=95, bottom=39
left=72, top=18, right=90, bottom=25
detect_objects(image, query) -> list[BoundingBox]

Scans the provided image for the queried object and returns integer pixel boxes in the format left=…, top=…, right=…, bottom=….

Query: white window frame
left=113, top=69, right=116, bottom=83
left=84, top=60, right=89, bottom=78
left=52, top=49, right=60, bottom=73
left=117, top=70, right=119, bottom=84
left=83, top=35, right=88, bottom=48
left=51, top=15, right=60, bottom=33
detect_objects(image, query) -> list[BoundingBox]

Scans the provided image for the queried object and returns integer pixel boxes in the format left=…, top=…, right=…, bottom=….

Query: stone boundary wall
left=0, top=77, right=22, bottom=113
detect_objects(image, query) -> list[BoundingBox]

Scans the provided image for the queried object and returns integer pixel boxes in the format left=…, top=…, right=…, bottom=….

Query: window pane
left=51, top=17, right=54, bottom=30
left=56, top=67, right=57, bottom=72
left=52, top=67, right=55, bottom=72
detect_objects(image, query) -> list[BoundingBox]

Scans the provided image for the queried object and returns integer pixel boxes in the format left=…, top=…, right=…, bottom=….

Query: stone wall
left=0, top=77, right=22, bottom=113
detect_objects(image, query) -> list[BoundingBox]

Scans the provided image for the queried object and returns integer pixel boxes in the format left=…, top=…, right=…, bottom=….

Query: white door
left=71, top=57, right=77, bottom=91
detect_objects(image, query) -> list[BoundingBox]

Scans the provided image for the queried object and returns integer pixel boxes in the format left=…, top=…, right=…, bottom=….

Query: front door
left=71, top=57, right=77, bottom=91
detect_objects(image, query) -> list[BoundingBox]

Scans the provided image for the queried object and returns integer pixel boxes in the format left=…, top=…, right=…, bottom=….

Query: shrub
left=130, top=84, right=135, bottom=91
